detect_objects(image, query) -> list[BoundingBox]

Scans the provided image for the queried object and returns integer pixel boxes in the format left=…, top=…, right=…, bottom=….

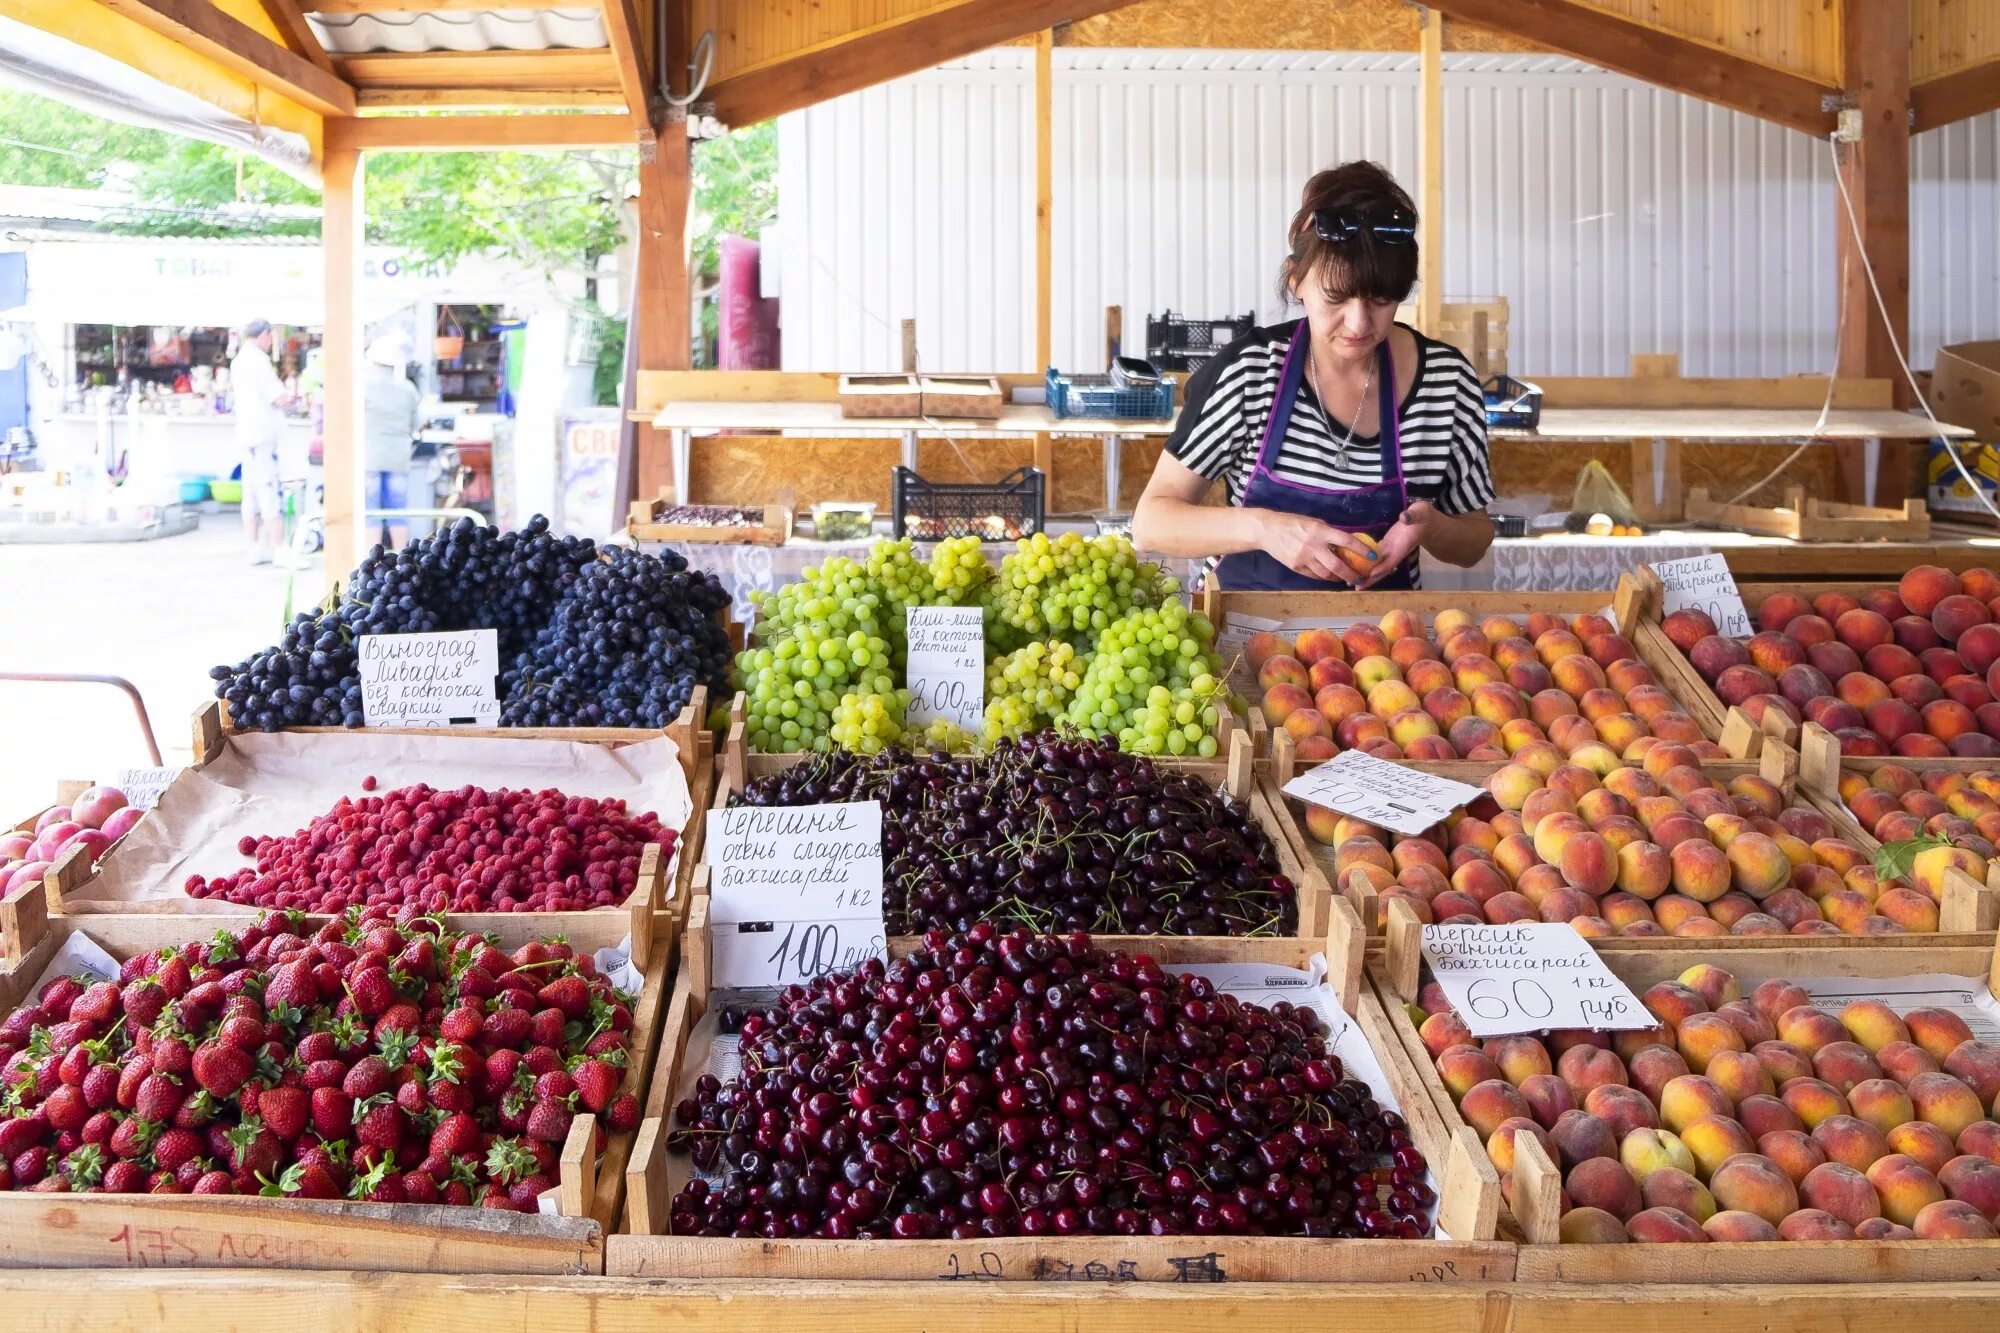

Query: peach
left=1709, top=1153, right=1800, bottom=1226
left=1259, top=655, right=1310, bottom=692
left=1660, top=1074, right=1735, bottom=1132
left=1557, top=831, right=1617, bottom=895
left=1834, top=608, right=1895, bottom=653
left=1812, top=1114, right=1893, bottom=1173
left=1628, top=1045, right=1694, bottom=1104
left=1887, top=1121, right=1960, bottom=1175
left=1907, top=1071, right=1987, bottom=1138
left=1663, top=608, right=1720, bottom=653
left=1813, top=1041, right=1886, bottom=1093
left=1961, top=1121, right=2000, bottom=1168
left=1486, top=1035, right=1556, bottom=1087
left=1558, top=1206, right=1632, bottom=1244
left=1313, top=683, right=1368, bottom=727
left=1723, top=833, right=1792, bottom=901
left=1910, top=842, right=1986, bottom=902
left=1669, top=840, right=1731, bottom=903
left=1841, top=1079, right=1918, bottom=1138
left=1788, top=615, right=1837, bottom=648
left=1867, top=642, right=1925, bottom=681
left=1914, top=1198, right=2000, bottom=1239
left=1550, top=1109, right=1622, bottom=1171
left=1282, top=707, right=1334, bottom=744
left=1556, top=1044, right=1630, bottom=1101
left=1417, top=684, right=1475, bottom=730
left=1937, top=1152, right=2000, bottom=1219
left=1799, top=1161, right=1884, bottom=1226
left=1808, top=640, right=1865, bottom=681
left=1642, top=980, right=1710, bottom=1028
left=1866, top=1153, right=1948, bottom=1226
left=1388, top=709, right=1442, bottom=748
left=1387, top=639, right=1441, bottom=672
left=1876, top=885, right=1941, bottom=932
left=1907, top=1009, right=1978, bottom=1063
left=1776, top=1007, right=1849, bottom=1058
left=1738, top=1095, right=1805, bottom=1140
left=1293, top=627, right=1344, bottom=666
left=1741, top=695, right=1805, bottom=736
left=1945, top=673, right=1997, bottom=711
left=1244, top=632, right=1294, bottom=670
left=1923, top=698, right=1981, bottom=743
left=1519, top=786, right=1577, bottom=833
left=1621, top=1126, right=1698, bottom=1184
left=1759, top=1129, right=1829, bottom=1186
left=1778, top=1208, right=1856, bottom=1240
left=1745, top=982, right=1811, bottom=1030
left=1901, top=565, right=1960, bottom=617
left=1547, top=713, right=1599, bottom=755
left=1438, top=1047, right=1507, bottom=1101
left=1706, top=1049, right=1776, bottom=1105
left=1855, top=1218, right=1918, bottom=1239
left=1942, top=1041, right=2000, bottom=1106
left=1650, top=816, right=1711, bottom=855
left=1934, top=592, right=1993, bottom=643
left=1486, top=1115, right=1557, bottom=1174
left=1746, top=632, right=1807, bottom=675
left=1957, top=623, right=2000, bottom=677
left=1419, top=1010, right=1478, bottom=1060
left=1780, top=1078, right=1851, bottom=1129
left=1676, top=1014, right=1748, bottom=1074
left=1760, top=593, right=1814, bottom=633
left=1308, top=657, right=1356, bottom=695
left=1641, top=743, right=1704, bottom=780
left=1924, top=648, right=1971, bottom=685
left=1365, top=676, right=1420, bottom=717
left=1683, top=1116, right=1760, bottom=1178
left=1586, top=1085, right=1663, bottom=1140
left=1608, top=658, right=1657, bottom=694
left=1561, top=1154, right=1642, bottom=1222
left=1638, top=1168, right=1717, bottom=1224
left=1335, top=712, right=1391, bottom=750
left=1702, top=1210, right=1781, bottom=1242
left=1816, top=591, right=1864, bottom=621
left=1895, top=614, right=1946, bottom=655
left=1601, top=893, right=1658, bottom=931
left=1514, top=866, right=1567, bottom=908
left=1472, top=683, right=1534, bottom=730
left=1460, top=1078, right=1536, bottom=1138
left=1433, top=609, right=1476, bottom=642
left=1832, top=1001, right=1910, bottom=1056
left=1341, top=623, right=1391, bottom=662
left=1878, top=1040, right=1942, bottom=1085
left=1455, top=656, right=1506, bottom=691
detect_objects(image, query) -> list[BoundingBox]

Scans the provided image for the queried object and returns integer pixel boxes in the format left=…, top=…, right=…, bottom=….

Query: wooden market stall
left=5, top=2, right=2000, bottom=1331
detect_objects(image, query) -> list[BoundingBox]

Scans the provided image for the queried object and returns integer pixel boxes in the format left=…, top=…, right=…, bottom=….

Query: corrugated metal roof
left=307, top=7, right=606, bottom=55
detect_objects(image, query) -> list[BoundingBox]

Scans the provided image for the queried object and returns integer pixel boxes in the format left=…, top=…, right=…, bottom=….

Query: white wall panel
left=777, top=50, right=1998, bottom=377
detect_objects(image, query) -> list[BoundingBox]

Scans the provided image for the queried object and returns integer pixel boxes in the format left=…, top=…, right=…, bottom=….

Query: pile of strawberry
left=0, top=909, right=641, bottom=1206
left=184, top=783, right=674, bottom=914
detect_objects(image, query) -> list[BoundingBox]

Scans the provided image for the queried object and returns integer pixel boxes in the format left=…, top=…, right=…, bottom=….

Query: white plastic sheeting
left=776, top=49, right=1999, bottom=377
left=306, top=8, right=607, bottom=55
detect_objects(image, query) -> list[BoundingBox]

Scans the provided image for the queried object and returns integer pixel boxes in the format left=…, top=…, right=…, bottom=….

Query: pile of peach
left=1839, top=763, right=1999, bottom=862
left=1308, top=744, right=1943, bottom=936
left=1252, top=609, right=1722, bottom=764
left=1669, top=565, right=2000, bottom=758
left=1415, top=962, right=2000, bottom=1243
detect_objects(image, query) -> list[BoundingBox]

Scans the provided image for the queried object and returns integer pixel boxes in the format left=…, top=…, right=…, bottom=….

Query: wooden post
left=1628, top=353, right=1684, bottom=524
left=1104, top=304, right=1121, bottom=364
left=321, top=141, right=363, bottom=583
left=634, top=115, right=693, bottom=503
left=1835, top=0, right=1911, bottom=505
left=1034, top=29, right=1056, bottom=491
left=1417, top=7, right=1444, bottom=338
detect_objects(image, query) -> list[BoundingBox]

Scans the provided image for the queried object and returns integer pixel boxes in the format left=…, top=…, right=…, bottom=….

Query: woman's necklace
left=1307, top=344, right=1375, bottom=468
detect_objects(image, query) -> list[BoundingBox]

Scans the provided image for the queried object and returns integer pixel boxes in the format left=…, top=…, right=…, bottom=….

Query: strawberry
left=103, top=1160, right=148, bottom=1193
left=173, top=1090, right=220, bottom=1129
left=37, top=976, right=84, bottom=1021
left=59, top=1142, right=106, bottom=1189
left=109, top=1116, right=160, bottom=1161
left=606, top=1093, right=640, bottom=1133
left=429, top=1111, right=482, bottom=1159
left=43, top=1084, right=85, bottom=1133
left=399, top=1170, right=439, bottom=1204
left=224, top=1118, right=279, bottom=1180
left=12, top=1145, right=50, bottom=1185
left=149, top=1036, right=192, bottom=1078
left=394, top=1080, right=428, bottom=1117
left=261, top=961, right=319, bottom=1011
left=347, top=968, right=394, bottom=1019
left=256, top=1086, right=308, bottom=1142
left=80, top=1111, right=117, bottom=1146
left=119, top=979, right=167, bottom=1027
left=352, top=1095, right=405, bottom=1154
left=294, top=1031, right=338, bottom=1066
left=82, top=1064, right=121, bottom=1111
left=480, top=1008, right=531, bottom=1048
left=134, top=1073, right=184, bottom=1123
left=536, top=975, right=590, bottom=1020
left=303, top=1058, right=346, bottom=1091
left=507, top=1172, right=553, bottom=1211
left=310, top=1087, right=353, bottom=1141
left=525, top=1099, right=572, bottom=1144
left=191, top=1170, right=233, bottom=1194
left=153, top=1127, right=205, bottom=1175
left=533, top=1070, right=576, bottom=1105
left=0, top=1113, right=46, bottom=1157
left=374, top=1004, right=421, bottom=1040
left=583, top=1032, right=625, bottom=1058
left=57, top=1044, right=92, bottom=1087
left=522, top=1045, right=563, bottom=1078
left=483, top=1049, right=522, bottom=1095
left=68, top=982, right=119, bottom=1027
left=154, top=953, right=191, bottom=999
left=217, top=1015, right=266, bottom=1052
left=342, top=1055, right=391, bottom=1099
left=440, top=1006, right=483, bottom=1044
left=570, top=1061, right=619, bottom=1114
left=191, top=1043, right=252, bottom=1098
left=528, top=1009, right=568, bottom=1049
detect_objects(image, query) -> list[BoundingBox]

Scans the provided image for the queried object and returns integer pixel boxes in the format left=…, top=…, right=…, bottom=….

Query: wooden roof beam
left=1423, top=0, right=1837, bottom=136
left=326, top=114, right=636, bottom=151
left=258, top=0, right=335, bottom=74
left=300, top=0, right=575, bottom=9
left=96, top=0, right=356, bottom=116
left=706, top=0, right=1132, bottom=128
left=355, top=88, right=627, bottom=109
left=1913, top=58, right=2000, bottom=132
left=334, top=48, right=621, bottom=92
left=601, top=0, right=658, bottom=129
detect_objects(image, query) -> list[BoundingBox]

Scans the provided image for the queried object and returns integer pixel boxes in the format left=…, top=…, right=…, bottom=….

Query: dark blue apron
left=1214, top=321, right=1416, bottom=591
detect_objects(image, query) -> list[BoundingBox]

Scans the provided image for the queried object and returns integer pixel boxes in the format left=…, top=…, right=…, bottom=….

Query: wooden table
left=647, top=400, right=1964, bottom=513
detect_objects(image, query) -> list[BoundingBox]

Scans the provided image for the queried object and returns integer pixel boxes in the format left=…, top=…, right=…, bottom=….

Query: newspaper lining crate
left=602, top=895, right=1515, bottom=1282
left=1371, top=916, right=2000, bottom=1283
left=0, top=891, right=673, bottom=1272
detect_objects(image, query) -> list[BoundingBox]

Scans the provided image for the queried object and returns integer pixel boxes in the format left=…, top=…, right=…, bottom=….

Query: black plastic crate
left=1484, top=374, right=1544, bottom=430
left=893, top=466, right=1045, bottom=541
left=1145, top=310, right=1256, bottom=371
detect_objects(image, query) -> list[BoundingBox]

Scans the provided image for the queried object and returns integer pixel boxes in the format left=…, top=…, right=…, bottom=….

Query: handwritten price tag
left=706, top=801, right=888, bottom=988
left=1282, top=749, right=1486, bottom=837
left=905, top=606, right=985, bottom=734
left=1648, top=554, right=1753, bottom=638
left=1420, top=923, right=1652, bottom=1036
left=358, top=629, right=500, bottom=727
left=115, top=767, right=179, bottom=811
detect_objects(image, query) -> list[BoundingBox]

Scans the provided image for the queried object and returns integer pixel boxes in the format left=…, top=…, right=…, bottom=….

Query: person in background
left=364, top=336, right=422, bottom=549
left=230, top=318, right=292, bottom=566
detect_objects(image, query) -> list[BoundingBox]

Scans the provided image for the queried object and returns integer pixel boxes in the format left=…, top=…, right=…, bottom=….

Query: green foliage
left=593, top=315, right=627, bottom=406
left=691, top=122, right=777, bottom=279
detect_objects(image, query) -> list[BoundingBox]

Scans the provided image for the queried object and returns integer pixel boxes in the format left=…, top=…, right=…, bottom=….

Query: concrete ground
left=0, top=516, right=327, bottom=819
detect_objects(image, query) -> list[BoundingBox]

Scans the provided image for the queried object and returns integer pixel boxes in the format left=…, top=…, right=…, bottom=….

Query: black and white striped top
left=1166, top=320, right=1497, bottom=517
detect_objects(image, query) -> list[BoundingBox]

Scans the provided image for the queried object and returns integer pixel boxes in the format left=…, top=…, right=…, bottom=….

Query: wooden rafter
left=601, top=0, right=657, bottom=129
left=334, top=48, right=621, bottom=93
left=325, top=114, right=635, bottom=151
left=300, top=0, right=573, bottom=9
left=257, top=0, right=334, bottom=74
left=1423, top=0, right=1836, bottom=136
left=705, top=0, right=1131, bottom=128
left=1913, top=58, right=2000, bottom=132
left=95, top=0, right=355, bottom=116
left=356, top=88, right=628, bottom=109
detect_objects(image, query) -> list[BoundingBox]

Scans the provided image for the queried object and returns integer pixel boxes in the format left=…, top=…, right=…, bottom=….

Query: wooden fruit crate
left=1371, top=923, right=2000, bottom=1283
left=602, top=895, right=1515, bottom=1282
left=0, top=891, right=672, bottom=1273
left=1685, top=487, right=1931, bottom=543
left=627, top=496, right=795, bottom=547
left=44, top=701, right=710, bottom=964
left=708, top=720, right=1332, bottom=943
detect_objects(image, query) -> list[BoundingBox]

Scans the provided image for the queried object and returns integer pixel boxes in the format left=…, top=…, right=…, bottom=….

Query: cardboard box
left=1932, top=341, right=2000, bottom=438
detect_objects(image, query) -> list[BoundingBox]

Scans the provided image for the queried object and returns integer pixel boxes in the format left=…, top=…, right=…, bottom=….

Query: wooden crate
left=0, top=894, right=673, bottom=1273
left=1685, top=487, right=1931, bottom=543
left=709, top=720, right=1332, bottom=943
left=602, top=894, right=1514, bottom=1282
left=837, top=373, right=922, bottom=417
left=627, top=496, right=795, bottom=547
left=44, top=700, right=710, bottom=966
left=919, top=374, right=1004, bottom=420
left=1371, top=924, right=2000, bottom=1283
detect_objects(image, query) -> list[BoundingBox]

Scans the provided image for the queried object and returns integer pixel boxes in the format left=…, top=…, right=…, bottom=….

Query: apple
left=100, top=807, right=145, bottom=842
left=70, top=786, right=128, bottom=830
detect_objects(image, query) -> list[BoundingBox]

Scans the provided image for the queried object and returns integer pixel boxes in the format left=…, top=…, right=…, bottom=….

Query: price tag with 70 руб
left=904, top=605, right=985, bottom=734
left=1648, top=553, right=1754, bottom=638
left=357, top=628, right=500, bottom=728
left=1281, top=748, right=1486, bottom=837
left=705, top=800, right=888, bottom=988
left=1420, top=922, right=1653, bottom=1037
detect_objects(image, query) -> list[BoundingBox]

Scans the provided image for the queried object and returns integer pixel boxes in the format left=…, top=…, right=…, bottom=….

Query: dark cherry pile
left=185, top=783, right=672, bottom=914
left=668, top=924, right=1430, bottom=1239
left=210, top=515, right=732, bottom=730
left=0, top=909, right=639, bottom=1204
left=734, top=734, right=1298, bottom=936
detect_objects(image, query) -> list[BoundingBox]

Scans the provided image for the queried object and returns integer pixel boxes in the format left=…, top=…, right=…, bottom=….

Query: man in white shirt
left=231, top=318, right=292, bottom=565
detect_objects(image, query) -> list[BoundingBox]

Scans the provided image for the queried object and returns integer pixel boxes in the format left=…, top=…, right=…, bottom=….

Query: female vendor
left=1131, top=160, right=1496, bottom=590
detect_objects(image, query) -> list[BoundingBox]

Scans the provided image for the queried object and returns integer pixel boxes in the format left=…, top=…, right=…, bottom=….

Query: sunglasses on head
left=1313, top=205, right=1417, bottom=245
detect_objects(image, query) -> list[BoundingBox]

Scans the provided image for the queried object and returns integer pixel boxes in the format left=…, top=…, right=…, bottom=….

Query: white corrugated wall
left=775, top=49, right=1999, bottom=378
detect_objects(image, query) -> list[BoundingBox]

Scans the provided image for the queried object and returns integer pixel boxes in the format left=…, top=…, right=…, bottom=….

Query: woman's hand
left=1257, top=511, right=1365, bottom=584
left=1354, top=500, right=1434, bottom=588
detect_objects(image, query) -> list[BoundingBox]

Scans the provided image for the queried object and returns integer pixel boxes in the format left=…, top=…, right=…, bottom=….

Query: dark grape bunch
left=209, top=516, right=732, bottom=730
left=734, top=733, right=1298, bottom=937
left=667, top=923, right=1433, bottom=1240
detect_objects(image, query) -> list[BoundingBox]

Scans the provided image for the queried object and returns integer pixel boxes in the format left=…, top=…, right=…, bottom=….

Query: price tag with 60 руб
left=1420, top=922, right=1653, bottom=1037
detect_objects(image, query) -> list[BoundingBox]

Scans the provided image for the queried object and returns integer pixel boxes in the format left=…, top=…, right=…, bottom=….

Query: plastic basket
left=1145, top=310, right=1255, bottom=371
left=1484, top=374, right=1543, bottom=430
left=892, top=466, right=1044, bottom=541
left=1045, top=367, right=1175, bottom=420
